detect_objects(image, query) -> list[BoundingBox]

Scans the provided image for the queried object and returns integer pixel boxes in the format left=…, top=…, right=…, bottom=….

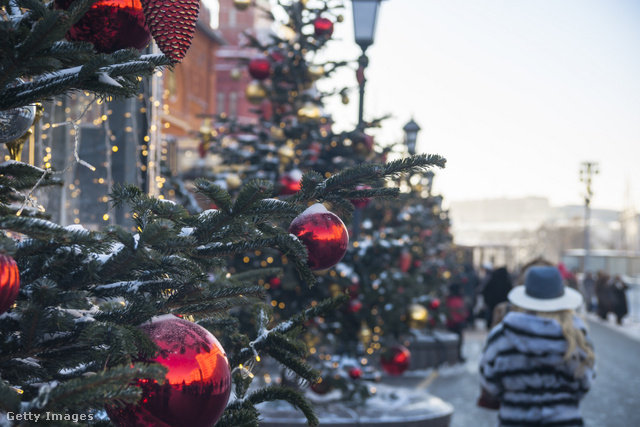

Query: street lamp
left=579, top=162, right=599, bottom=274
left=403, top=118, right=421, bottom=156
left=352, top=0, right=384, bottom=129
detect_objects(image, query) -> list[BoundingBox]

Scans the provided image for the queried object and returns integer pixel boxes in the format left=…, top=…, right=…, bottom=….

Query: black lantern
left=352, top=0, right=383, bottom=51
left=403, top=118, right=421, bottom=156
left=352, top=0, right=385, bottom=129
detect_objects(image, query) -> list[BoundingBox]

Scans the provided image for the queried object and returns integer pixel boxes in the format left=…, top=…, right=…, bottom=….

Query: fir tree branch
left=248, top=386, right=319, bottom=427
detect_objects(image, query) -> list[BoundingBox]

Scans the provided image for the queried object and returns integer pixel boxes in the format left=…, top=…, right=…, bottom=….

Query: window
left=217, top=92, right=226, bottom=115
left=229, top=92, right=238, bottom=118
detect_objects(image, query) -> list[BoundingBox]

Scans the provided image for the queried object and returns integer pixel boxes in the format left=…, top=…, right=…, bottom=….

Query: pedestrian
left=446, top=283, right=469, bottom=362
left=581, top=272, right=596, bottom=313
left=479, top=266, right=512, bottom=329
left=478, top=266, right=596, bottom=426
left=609, top=274, right=629, bottom=325
left=595, top=271, right=613, bottom=320
left=490, top=257, right=554, bottom=328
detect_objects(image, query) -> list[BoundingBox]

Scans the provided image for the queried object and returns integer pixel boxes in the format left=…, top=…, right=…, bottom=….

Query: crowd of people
left=439, top=258, right=633, bottom=426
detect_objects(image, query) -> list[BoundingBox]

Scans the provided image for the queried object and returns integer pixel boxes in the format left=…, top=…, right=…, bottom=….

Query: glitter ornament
left=380, top=345, right=411, bottom=376
left=106, top=315, right=231, bottom=427
left=248, top=56, right=271, bottom=80
left=313, top=17, right=333, bottom=37
left=140, top=0, right=200, bottom=62
left=55, top=0, right=151, bottom=53
left=0, top=254, right=20, bottom=315
left=288, top=204, right=348, bottom=271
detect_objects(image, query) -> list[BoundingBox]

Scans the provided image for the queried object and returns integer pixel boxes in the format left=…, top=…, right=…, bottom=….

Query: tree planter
left=258, top=383, right=453, bottom=427
left=406, top=331, right=459, bottom=370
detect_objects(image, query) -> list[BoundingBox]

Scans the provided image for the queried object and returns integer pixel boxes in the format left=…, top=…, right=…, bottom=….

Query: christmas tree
left=0, top=0, right=445, bottom=426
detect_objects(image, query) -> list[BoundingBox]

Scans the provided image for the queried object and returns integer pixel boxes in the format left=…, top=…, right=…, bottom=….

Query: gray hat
left=508, top=266, right=582, bottom=312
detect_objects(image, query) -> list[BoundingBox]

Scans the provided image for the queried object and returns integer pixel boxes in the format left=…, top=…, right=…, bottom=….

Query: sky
left=207, top=1, right=640, bottom=212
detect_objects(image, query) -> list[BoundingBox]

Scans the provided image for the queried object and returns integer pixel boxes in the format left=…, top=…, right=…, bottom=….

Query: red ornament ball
left=288, top=204, right=348, bottom=271
left=310, top=378, right=333, bottom=395
left=0, top=254, right=20, bottom=315
left=347, top=299, right=363, bottom=314
left=350, top=185, right=372, bottom=209
left=348, top=367, right=363, bottom=379
left=429, top=298, right=441, bottom=310
left=248, top=56, right=272, bottom=80
left=55, top=0, right=151, bottom=54
left=314, top=17, right=334, bottom=37
left=399, top=250, right=412, bottom=273
left=279, top=169, right=302, bottom=196
left=269, top=277, right=281, bottom=290
left=380, top=345, right=411, bottom=376
left=106, top=315, right=231, bottom=427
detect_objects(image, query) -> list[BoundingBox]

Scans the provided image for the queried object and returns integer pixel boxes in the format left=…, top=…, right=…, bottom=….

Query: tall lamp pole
left=580, top=162, right=599, bottom=274
left=352, top=0, right=384, bottom=129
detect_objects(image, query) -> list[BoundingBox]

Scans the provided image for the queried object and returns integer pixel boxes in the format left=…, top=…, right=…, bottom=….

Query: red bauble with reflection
left=106, top=315, right=231, bottom=427
left=380, top=345, right=411, bottom=376
left=248, top=56, right=272, bottom=80
left=288, top=204, right=348, bottom=271
left=313, top=17, right=334, bottom=37
left=55, top=0, right=151, bottom=53
left=0, top=254, right=20, bottom=315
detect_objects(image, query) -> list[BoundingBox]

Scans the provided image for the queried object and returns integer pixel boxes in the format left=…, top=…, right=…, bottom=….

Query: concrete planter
left=258, top=384, right=453, bottom=427
left=406, top=331, right=460, bottom=370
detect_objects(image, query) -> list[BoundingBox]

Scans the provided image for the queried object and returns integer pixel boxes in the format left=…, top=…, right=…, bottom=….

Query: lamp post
left=403, top=118, right=421, bottom=156
left=352, top=0, right=384, bottom=129
left=579, top=162, right=599, bottom=274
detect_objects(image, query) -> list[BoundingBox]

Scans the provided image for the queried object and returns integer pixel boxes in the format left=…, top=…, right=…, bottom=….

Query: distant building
left=448, top=197, right=626, bottom=273
left=215, top=0, right=272, bottom=123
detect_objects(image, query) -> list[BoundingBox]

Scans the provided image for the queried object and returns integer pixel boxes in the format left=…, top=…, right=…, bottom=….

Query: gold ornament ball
left=277, top=145, right=295, bottom=161
left=230, top=68, right=242, bottom=81
left=336, top=15, right=344, bottom=23
left=271, top=126, right=285, bottom=139
left=233, top=0, right=251, bottom=11
left=307, top=64, right=325, bottom=81
left=341, top=95, right=349, bottom=105
left=226, top=173, right=242, bottom=190
left=297, top=102, right=321, bottom=123
left=245, top=81, right=267, bottom=105
left=406, top=303, right=429, bottom=329
left=329, top=283, right=341, bottom=298
left=358, top=322, right=372, bottom=345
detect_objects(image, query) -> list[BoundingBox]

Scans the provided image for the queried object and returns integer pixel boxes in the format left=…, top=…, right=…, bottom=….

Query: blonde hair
left=529, top=309, right=595, bottom=375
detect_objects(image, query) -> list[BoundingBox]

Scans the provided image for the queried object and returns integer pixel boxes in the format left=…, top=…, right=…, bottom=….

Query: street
left=427, top=318, right=640, bottom=427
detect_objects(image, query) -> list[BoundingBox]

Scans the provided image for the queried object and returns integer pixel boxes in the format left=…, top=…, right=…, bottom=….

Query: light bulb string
left=16, top=97, right=98, bottom=216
